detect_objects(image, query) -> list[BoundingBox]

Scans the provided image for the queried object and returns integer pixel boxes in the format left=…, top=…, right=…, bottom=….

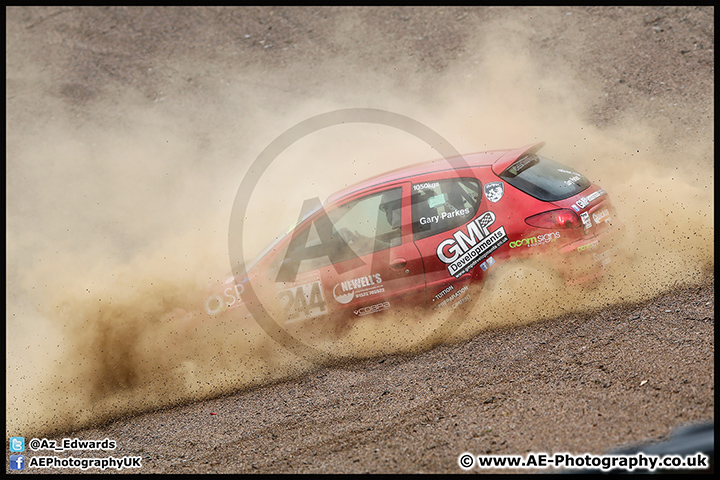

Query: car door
left=410, top=176, right=506, bottom=308
left=270, top=182, right=426, bottom=324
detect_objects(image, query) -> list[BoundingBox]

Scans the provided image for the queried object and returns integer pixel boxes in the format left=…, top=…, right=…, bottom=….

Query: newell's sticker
left=332, top=273, right=384, bottom=305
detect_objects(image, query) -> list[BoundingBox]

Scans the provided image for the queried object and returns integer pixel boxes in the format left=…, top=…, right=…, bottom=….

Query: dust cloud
left=6, top=8, right=713, bottom=438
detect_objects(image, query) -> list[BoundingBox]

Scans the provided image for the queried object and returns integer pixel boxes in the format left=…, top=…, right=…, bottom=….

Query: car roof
left=326, top=142, right=545, bottom=204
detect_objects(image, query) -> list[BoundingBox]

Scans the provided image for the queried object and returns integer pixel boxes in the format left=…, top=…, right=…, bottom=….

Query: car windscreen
left=498, top=154, right=591, bottom=202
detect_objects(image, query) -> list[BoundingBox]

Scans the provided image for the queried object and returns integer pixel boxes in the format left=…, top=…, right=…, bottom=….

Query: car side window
left=330, top=187, right=403, bottom=257
left=412, top=178, right=481, bottom=240
left=285, top=187, right=404, bottom=274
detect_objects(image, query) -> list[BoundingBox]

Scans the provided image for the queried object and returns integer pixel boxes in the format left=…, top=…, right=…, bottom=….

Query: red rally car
left=207, top=142, right=618, bottom=326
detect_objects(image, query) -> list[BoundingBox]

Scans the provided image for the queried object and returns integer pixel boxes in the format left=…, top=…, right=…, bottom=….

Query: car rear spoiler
left=491, top=141, right=546, bottom=175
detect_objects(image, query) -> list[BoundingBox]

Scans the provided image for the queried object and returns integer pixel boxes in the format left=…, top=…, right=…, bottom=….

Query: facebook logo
left=10, top=437, right=25, bottom=452
left=9, top=455, right=25, bottom=470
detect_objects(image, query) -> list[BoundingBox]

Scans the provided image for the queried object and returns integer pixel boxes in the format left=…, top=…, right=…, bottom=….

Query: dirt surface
left=6, top=6, right=714, bottom=474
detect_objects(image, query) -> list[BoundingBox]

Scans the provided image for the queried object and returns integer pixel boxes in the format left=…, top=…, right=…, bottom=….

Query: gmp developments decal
left=436, top=211, right=508, bottom=279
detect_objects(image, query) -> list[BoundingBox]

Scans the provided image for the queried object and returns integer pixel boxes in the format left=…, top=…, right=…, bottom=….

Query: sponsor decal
left=592, top=208, right=610, bottom=225
left=205, top=277, right=245, bottom=316
left=413, top=182, right=439, bottom=191
left=587, top=189, right=607, bottom=203
left=484, top=181, right=505, bottom=203
left=580, top=211, right=592, bottom=230
left=508, top=232, right=560, bottom=248
left=510, top=237, right=536, bottom=248
left=332, top=273, right=384, bottom=304
left=571, top=204, right=580, bottom=212
left=277, top=270, right=328, bottom=323
left=455, top=295, right=471, bottom=308
left=436, top=211, right=509, bottom=279
left=577, top=239, right=600, bottom=252
left=437, top=285, right=469, bottom=309
left=596, top=251, right=612, bottom=268
left=593, top=248, right=612, bottom=263
left=480, top=256, right=496, bottom=271
left=507, top=155, right=538, bottom=176
left=575, top=189, right=606, bottom=209
left=354, top=301, right=391, bottom=317
left=432, top=284, right=454, bottom=302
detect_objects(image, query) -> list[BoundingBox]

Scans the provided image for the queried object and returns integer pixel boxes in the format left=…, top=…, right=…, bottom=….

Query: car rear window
left=499, top=154, right=591, bottom=202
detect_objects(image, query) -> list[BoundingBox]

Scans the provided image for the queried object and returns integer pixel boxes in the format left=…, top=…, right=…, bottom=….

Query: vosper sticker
left=354, top=301, right=391, bottom=317
left=436, top=211, right=508, bottom=279
left=332, top=273, right=384, bottom=305
left=205, top=277, right=245, bottom=316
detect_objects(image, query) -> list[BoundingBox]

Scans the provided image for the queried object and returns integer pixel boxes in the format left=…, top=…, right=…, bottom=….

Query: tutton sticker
left=332, top=273, right=384, bottom=305
left=436, top=285, right=470, bottom=309
left=432, top=284, right=454, bottom=302
left=436, top=211, right=508, bottom=279
left=484, top=181, right=505, bottom=203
